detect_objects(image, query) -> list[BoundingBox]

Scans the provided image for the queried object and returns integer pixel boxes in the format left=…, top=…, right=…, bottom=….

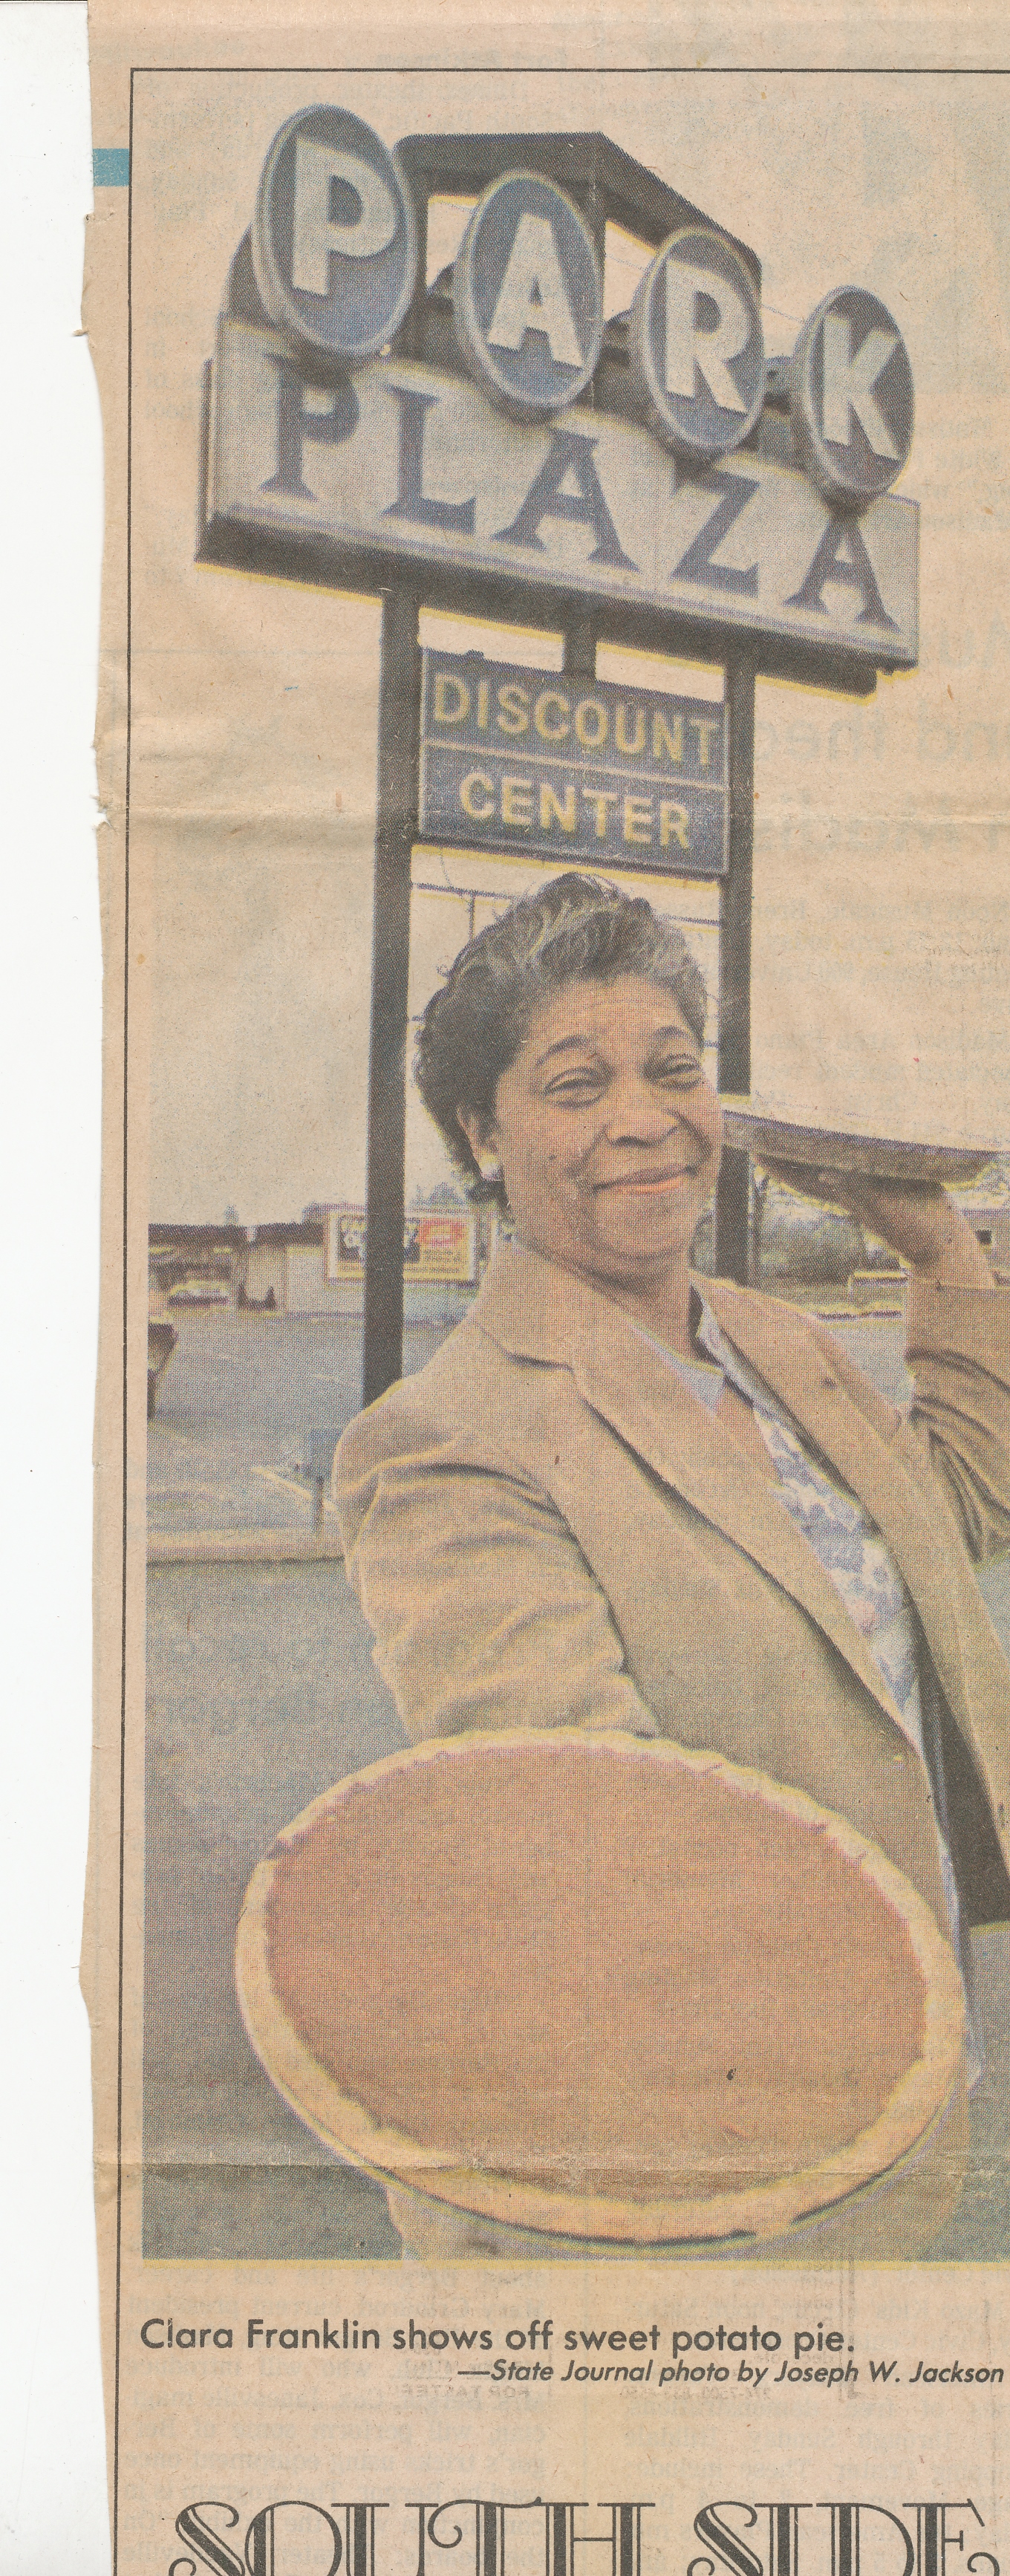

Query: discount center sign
left=418, top=648, right=728, bottom=876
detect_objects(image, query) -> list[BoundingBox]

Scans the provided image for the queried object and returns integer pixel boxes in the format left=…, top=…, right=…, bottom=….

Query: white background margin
left=0, top=5, right=109, bottom=2569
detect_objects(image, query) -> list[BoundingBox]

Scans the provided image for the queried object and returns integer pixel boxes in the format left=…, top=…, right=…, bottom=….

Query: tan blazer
left=335, top=1249, right=1010, bottom=1932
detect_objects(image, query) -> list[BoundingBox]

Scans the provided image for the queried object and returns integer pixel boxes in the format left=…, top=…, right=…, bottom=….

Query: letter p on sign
left=252, top=105, right=418, bottom=360
left=291, top=136, right=400, bottom=290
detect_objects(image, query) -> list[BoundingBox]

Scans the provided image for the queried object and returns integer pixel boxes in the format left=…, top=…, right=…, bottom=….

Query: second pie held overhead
left=251, top=1731, right=960, bottom=2223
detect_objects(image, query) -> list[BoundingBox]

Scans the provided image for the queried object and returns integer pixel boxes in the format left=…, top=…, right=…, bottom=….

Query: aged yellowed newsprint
left=85, top=7, right=1010, bottom=2575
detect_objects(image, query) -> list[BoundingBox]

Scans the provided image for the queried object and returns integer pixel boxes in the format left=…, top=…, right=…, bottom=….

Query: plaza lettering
left=205, top=330, right=917, bottom=664
left=671, top=469, right=760, bottom=597
left=785, top=513, right=898, bottom=628
left=263, top=355, right=359, bottom=499
left=384, top=386, right=476, bottom=533
left=492, top=428, right=636, bottom=569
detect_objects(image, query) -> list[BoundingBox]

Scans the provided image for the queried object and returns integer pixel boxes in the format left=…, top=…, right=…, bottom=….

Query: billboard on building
left=324, top=1204, right=477, bottom=1284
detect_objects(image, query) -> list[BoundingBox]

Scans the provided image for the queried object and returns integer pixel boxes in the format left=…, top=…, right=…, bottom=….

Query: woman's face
left=463, top=974, right=722, bottom=1290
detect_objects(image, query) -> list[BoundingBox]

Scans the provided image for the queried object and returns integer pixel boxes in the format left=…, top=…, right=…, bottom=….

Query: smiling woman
left=415, top=873, right=716, bottom=1335
left=459, top=979, right=720, bottom=1324
left=330, top=871, right=1010, bottom=2259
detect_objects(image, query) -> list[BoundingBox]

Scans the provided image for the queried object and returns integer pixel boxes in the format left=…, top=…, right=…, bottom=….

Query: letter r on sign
left=659, top=801, right=690, bottom=850
left=665, top=261, right=750, bottom=411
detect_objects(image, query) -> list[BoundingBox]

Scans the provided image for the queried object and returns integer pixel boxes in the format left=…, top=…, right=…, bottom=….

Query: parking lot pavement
left=147, top=1308, right=449, bottom=1536
left=145, top=1310, right=1010, bottom=2262
left=145, top=1558, right=407, bottom=2260
left=146, top=1313, right=417, bottom=2259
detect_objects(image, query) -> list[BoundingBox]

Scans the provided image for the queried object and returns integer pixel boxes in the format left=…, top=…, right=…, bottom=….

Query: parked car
left=168, top=1275, right=230, bottom=1307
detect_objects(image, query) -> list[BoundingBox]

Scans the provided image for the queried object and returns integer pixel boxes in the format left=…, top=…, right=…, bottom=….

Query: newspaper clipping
left=85, top=10, right=1010, bottom=2574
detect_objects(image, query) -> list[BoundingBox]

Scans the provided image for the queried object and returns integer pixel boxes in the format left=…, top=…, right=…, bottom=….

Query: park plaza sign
left=418, top=648, right=728, bottom=875
left=204, top=107, right=919, bottom=666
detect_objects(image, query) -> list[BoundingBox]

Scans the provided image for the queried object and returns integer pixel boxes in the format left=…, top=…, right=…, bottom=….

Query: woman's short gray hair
left=414, top=871, right=707, bottom=1200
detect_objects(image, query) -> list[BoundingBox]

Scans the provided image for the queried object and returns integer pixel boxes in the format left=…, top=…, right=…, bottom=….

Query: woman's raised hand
left=758, top=1161, right=994, bottom=1285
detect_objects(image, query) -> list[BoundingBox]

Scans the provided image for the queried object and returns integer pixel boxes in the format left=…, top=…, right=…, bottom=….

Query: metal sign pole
left=362, top=582, right=421, bottom=1407
left=715, top=645, right=757, bottom=1284
left=562, top=610, right=597, bottom=682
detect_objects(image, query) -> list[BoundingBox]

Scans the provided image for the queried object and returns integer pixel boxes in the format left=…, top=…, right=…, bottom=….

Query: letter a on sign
left=452, top=172, right=605, bottom=420
left=487, top=213, right=584, bottom=365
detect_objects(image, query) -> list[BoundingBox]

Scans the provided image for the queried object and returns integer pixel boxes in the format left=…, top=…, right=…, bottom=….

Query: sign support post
left=716, top=646, right=757, bottom=1284
left=562, top=612, right=598, bottom=682
left=362, top=582, right=421, bottom=1407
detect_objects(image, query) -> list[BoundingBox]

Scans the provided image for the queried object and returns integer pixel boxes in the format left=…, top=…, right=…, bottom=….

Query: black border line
left=114, top=66, right=135, bottom=2576
left=127, top=63, right=1009, bottom=72
left=114, top=56, right=1005, bottom=2574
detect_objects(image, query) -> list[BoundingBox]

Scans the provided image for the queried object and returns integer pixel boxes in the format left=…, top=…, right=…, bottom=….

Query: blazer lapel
left=704, top=1278, right=970, bottom=1731
left=472, top=1249, right=913, bottom=1736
